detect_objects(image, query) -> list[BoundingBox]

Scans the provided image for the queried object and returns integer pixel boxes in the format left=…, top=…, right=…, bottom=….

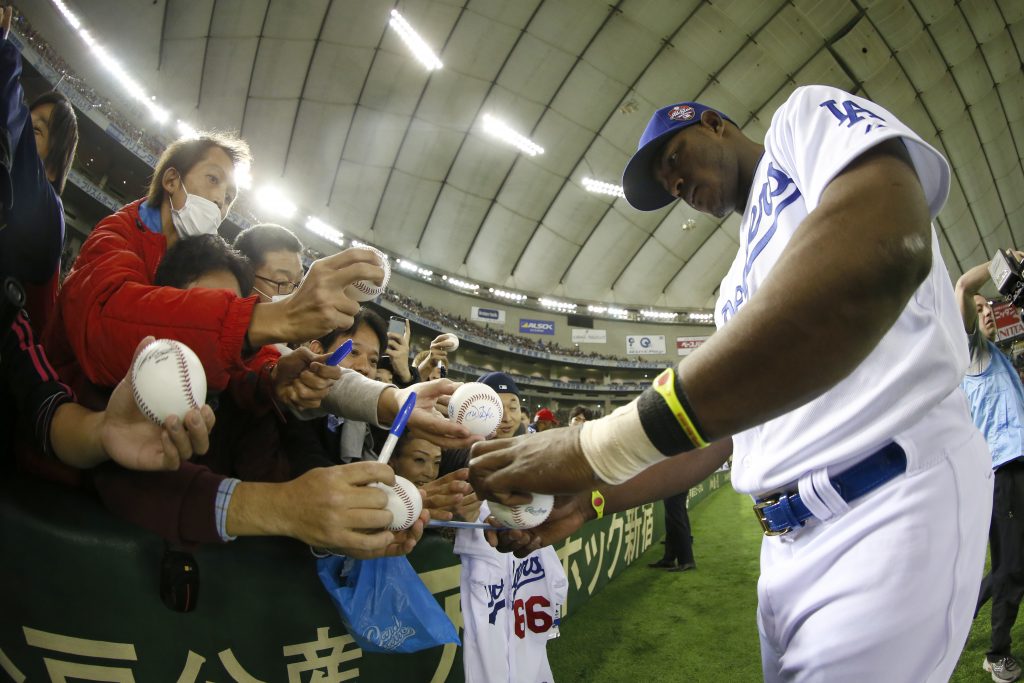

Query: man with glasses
left=233, top=224, right=303, bottom=303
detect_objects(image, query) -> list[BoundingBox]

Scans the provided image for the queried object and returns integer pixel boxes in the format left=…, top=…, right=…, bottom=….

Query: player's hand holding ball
left=469, top=425, right=596, bottom=504
left=486, top=493, right=591, bottom=557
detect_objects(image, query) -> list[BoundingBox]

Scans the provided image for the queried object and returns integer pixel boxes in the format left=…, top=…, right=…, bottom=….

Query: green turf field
left=548, top=485, right=1017, bottom=682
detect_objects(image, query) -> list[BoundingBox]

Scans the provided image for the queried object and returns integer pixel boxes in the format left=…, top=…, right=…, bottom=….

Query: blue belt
left=753, top=442, right=907, bottom=536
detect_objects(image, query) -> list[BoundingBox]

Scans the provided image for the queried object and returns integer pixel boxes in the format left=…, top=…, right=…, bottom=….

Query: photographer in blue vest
left=958, top=251, right=1024, bottom=682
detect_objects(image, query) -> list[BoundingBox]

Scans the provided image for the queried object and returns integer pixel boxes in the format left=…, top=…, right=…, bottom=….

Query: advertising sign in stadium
left=572, top=328, right=607, bottom=344
left=471, top=306, right=506, bottom=324
left=994, top=302, right=1024, bottom=341
left=676, top=336, right=709, bottom=356
left=625, top=334, right=666, bottom=355
left=519, top=319, right=555, bottom=335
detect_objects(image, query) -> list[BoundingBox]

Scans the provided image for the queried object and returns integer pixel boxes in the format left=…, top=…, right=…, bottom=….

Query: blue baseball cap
left=621, top=102, right=732, bottom=211
left=478, top=371, right=520, bottom=398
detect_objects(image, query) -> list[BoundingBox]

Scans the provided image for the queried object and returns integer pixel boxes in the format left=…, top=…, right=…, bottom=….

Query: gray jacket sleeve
left=291, top=368, right=394, bottom=427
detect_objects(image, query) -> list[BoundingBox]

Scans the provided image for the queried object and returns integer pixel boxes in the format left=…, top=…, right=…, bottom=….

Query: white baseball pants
left=757, top=426, right=992, bottom=682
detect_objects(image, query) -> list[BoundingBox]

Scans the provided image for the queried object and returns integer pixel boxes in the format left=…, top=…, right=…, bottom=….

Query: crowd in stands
left=382, top=289, right=657, bottom=363
left=15, top=12, right=165, bottom=159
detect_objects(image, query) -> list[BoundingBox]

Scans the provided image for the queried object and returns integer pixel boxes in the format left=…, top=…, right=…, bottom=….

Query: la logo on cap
left=668, top=105, right=695, bottom=122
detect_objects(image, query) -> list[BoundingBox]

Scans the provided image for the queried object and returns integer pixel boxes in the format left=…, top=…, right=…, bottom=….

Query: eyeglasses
left=254, top=274, right=300, bottom=296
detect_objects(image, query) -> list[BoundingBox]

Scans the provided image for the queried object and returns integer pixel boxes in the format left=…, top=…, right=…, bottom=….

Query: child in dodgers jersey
left=714, top=85, right=991, bottom=681
left=455, top=501, right=567, bottom=683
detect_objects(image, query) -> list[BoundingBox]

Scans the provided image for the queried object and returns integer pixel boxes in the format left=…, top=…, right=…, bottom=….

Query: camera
left=989, top=249, right=1024, bottom=307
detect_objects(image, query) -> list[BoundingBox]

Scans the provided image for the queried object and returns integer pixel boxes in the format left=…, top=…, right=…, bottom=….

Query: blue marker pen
left=377, top=392, right=417, bottom=465
left=326, top=339, right=353, bottom=366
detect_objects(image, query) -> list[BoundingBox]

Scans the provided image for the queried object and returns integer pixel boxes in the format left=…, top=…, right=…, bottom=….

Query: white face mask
left=254, top=285, right=292, bottom=303
left=170, top=184, right=224, bottom=238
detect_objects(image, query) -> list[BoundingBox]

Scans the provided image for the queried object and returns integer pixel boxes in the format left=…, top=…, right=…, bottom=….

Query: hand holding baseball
left=469, top=425, right=596, bottom=505
left=100, top=337, right=216, bottom=470
left=249, top=247, right=386, bottom=346
left=379, top=380, right=483, bottom=449
left=431, top=333, right=459, bottom=351
left=273, top=462, right=413, bottom=556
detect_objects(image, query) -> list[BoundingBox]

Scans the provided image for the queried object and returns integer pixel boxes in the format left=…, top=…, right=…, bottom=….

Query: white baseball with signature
left=489, top=494, right=554, bottom=530
left=448, top=382, right=503, bottom=437
left=371, top=476, right=422, bottom=531
left=131, top=339, right=207, bottom=424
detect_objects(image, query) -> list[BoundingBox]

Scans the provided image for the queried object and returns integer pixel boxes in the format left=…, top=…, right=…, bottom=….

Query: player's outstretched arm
left=485, top=439, right=731, bottom=556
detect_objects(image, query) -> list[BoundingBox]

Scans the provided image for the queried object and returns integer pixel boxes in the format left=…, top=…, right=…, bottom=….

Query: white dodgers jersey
left=715, top=85, right=974, bottom=495
left=455, top=502, right=568, bottom=683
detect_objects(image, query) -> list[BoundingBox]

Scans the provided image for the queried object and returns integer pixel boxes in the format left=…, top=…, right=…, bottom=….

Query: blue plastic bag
left=317, top=554, right=460, bottom=653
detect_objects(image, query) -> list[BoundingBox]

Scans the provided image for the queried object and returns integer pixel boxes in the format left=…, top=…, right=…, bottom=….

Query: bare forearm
left=225, top=481, right=287, bottom=538
left=680, top=144, right=932, bottom=440
left=50, top=403, right=108, bottom=469
left=598, top=438, right=732, bottom=515
left=957, top=261, right=993, bottom=298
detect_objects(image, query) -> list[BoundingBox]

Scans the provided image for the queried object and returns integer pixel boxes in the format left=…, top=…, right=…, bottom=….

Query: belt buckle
left=753, top=498, right=791, bottom=536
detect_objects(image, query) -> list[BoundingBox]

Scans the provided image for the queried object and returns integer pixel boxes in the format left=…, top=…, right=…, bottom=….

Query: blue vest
left=962, top=340, right=1024, bottom=469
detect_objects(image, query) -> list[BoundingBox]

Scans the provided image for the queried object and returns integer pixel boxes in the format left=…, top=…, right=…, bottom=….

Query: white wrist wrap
left=580, top=400, right=668, bottom=485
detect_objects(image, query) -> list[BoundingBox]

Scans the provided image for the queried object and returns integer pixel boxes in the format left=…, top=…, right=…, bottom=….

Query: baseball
left=434, top=333, right=459, bottom=351
left=489, top=494, right=554, bottom=530
left=448, top=382, right=503, bottom=437
left=370, top=475, right=423, bottom=531
left=131, top=339, right=207, bottom=424
left=344, top=245, right=391, bottom=302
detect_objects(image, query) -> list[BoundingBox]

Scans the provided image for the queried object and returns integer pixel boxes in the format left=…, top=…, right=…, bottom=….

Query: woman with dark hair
left=0, top=6, right=79, bottom=332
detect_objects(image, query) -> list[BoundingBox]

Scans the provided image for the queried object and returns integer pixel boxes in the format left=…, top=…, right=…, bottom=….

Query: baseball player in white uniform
left=455, top=500, right=567, bottom=683
left=469, top=84, right=992, bottom=682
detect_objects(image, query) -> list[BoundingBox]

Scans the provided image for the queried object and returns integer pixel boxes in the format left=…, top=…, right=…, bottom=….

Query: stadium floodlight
left=442, top=275, right=479, bottom=291
left=588, top=304, right=628, bottom=318
left=176, top=120, right=199, bottom=140
left=305, top=216, right=344, bottom=246
left=50, top=2, right=172, bottom=125
left=233, top=160, right=253, bottom=190
left=539, top=297, right=576, bottom=312
left=582, top=177, right=625, bottom=198
left=687, top=311, right=715, bottom=323
left=638, top=309, right=679, bottom=321
left=481, top=114, right=544, bottom=156
left=256, top=186, right=297, bottom=219
left=488, top=287, right=527, bottom=302
left=51, top=0, right=82, bottom=29
left=389, top=10, right=443, bottom=70
left=397, top=259, right=433, bottom=278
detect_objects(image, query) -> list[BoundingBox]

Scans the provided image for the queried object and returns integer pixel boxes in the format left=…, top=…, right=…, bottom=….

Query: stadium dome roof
left=23, top=0, right=1024, bottom=309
